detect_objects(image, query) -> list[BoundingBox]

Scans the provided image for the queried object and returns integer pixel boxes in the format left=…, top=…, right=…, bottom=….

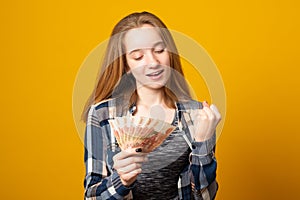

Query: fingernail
left=203, top=101, right=209, bottom=107
left=135, top=148, right=142, bottom=152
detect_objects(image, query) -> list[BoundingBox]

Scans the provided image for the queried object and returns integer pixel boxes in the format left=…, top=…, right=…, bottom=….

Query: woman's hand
left=190, top=101, right=222, bottom=142
left=113, top=148, right=148, bottom=186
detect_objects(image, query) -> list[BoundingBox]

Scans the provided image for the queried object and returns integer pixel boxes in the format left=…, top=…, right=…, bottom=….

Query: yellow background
left=1, top=0, right=300, bottom=199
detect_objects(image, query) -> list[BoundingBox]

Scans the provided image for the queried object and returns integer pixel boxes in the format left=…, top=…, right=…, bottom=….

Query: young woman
left=83, top=11, right=221, bottom=200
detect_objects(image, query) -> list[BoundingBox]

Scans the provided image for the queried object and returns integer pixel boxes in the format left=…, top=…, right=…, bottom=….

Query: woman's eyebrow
left=153, top=41, right=165, bottom=47
left=128, top=49, right=142, bottom=55
left=128, top=41, right=165, bottom=55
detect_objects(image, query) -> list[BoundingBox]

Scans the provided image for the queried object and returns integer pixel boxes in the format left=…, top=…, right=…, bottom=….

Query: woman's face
left=124, top=24, right=171, bottom=90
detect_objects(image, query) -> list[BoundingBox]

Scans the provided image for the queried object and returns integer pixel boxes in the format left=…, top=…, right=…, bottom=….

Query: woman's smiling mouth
left=146, top=69, right=164, bottom=79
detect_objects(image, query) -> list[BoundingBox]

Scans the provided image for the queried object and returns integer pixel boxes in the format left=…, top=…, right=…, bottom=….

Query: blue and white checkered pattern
left=84, top=97, right=218, bottom=199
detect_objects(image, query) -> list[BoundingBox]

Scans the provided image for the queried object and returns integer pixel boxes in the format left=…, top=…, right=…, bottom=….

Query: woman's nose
left=145, top=52, right=159, bottom=67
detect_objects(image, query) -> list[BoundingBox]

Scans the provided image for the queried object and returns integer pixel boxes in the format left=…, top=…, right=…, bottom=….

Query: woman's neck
left=134, top=86, right=175, bottom=123
left=136, top=87, right=165, bottom=108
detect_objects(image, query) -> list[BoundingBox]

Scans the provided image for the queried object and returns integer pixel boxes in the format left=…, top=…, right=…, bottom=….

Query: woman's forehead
left=124, top=26, right=163, bottom=53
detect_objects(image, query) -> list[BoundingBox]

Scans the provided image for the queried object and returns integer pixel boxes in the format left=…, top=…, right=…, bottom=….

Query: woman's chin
left=137, top=80, right=168, bottom=90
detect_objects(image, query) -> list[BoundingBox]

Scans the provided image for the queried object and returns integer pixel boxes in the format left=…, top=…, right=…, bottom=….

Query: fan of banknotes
left=108, top=116, right=176, bottom=153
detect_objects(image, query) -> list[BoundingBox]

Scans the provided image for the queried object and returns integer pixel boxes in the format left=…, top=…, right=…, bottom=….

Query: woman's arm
left=179, top=101, right=220, bottom=199
left=84, top=104, right=147, bottom=199
left=84, top=105, right=132, bottom=199
left=190, top=102, right=220, bottom=199
left=178, top=134, right=217, bottom=200
left=189, top=134, right=218, bottom=199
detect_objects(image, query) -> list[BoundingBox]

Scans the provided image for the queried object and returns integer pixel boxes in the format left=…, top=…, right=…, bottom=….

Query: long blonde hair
left=82, top=11, right=191, bottom=121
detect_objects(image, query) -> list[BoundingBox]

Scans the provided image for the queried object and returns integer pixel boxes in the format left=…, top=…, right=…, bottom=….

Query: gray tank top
left=132, top=112, right=190, bottom=199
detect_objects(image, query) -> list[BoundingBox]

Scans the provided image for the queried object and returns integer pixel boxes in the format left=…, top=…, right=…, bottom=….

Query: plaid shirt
left=84, top=97, right=218, bottom=200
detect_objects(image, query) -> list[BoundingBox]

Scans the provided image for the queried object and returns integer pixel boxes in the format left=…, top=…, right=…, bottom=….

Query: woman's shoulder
left=92, top=98, right=116, bottom=110
left=90, top=97, right=126, bottom=121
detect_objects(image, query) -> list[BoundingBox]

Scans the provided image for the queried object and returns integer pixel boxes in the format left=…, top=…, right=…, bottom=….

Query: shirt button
left=192, top=144, right=196, bottom=149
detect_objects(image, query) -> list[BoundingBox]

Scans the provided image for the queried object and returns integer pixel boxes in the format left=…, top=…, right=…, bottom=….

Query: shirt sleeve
left=189, top=133, right=218, bottom=199
left=84, top=105, right=132, bottom=199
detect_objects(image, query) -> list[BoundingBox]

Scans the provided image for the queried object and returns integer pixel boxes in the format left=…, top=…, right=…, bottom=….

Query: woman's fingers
left=113, top=148, right=146, bottom=163
left=210, top=104, right=222, bottom=123
left=119, top=170, right=140, bottom=184
left=112, top=149, right=148, bottom=186
left=203, top=106, right=215, bottom=121
left=114, top=154, right=147, bottom=169
left=203, top=101, right=209, bottom=107
left=190, top=102, right=222, bottom=142
left=117, top=162, right=143, bottom=175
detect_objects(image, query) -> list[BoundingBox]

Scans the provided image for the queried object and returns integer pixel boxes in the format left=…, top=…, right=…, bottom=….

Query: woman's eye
left=133, top=55, right=143, bottom=61
left=131, top=52, right=143, bottom=61
left=154, top=49, right=165, bottom=54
